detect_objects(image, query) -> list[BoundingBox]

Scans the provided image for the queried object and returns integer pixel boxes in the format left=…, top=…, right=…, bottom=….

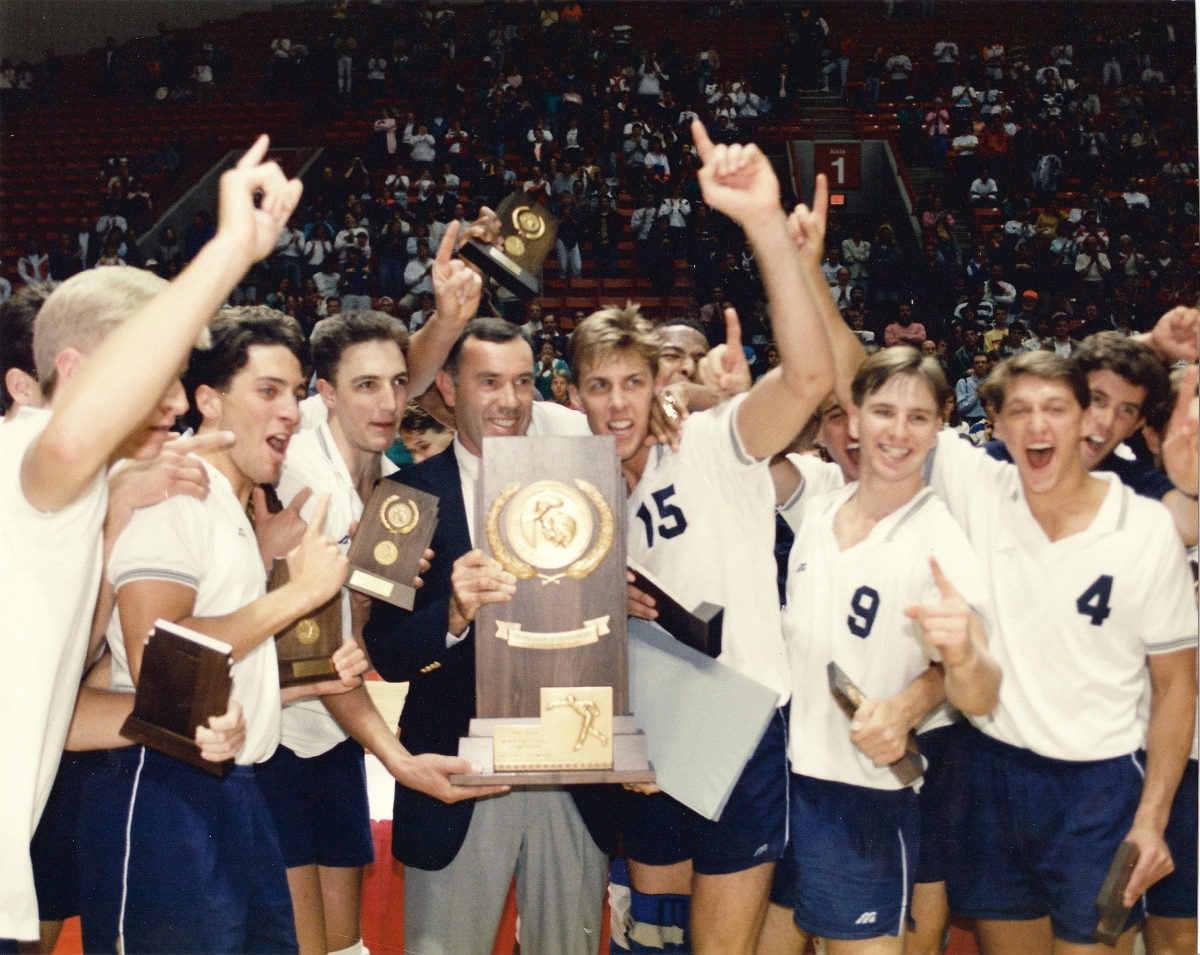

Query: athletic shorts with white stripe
left=789, top=774, right=918, bottom=940
left=77, top=747, right=297, bottom=955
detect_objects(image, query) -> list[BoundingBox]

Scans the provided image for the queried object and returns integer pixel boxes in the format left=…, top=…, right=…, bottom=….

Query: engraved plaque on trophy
left=120, top=619, right=234, bottom=777
left=1094, top=841, right=1140, bottom=945
left=828, top=661, right=924, bottom=786
left=345, top=480, right=440, bottom=610
left=629, top=562, right=724, bottom=659
left=450, top=435, right=654, bottom=786
left=268, top=559, right=343, bottom=686
left=459, top=192, right=559, bottom=300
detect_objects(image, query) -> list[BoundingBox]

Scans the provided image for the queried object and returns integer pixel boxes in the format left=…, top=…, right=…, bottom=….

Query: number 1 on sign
left=830, top=156, right=845, bottom=185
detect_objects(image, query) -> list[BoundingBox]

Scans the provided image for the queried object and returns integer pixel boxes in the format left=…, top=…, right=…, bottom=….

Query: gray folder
left=628, top=618, right=780, bottom=821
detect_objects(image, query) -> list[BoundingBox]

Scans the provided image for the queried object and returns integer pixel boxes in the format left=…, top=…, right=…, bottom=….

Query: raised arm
left=407, top=220, right=484, bottom=397
left=691, top=119, right=833, bottom=461
left=23, top=136, right=302, bottom=512
left=788, top=173, right=867, bottom=415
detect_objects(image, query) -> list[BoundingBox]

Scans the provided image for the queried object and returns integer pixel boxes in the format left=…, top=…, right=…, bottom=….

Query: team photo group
left=2, top=10, right=1200, bottom=955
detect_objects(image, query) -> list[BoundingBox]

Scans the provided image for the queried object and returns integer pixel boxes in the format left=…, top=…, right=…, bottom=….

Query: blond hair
left=33, top=267, right=168, bottom=397
left=568, top=302, right=659, bottom=385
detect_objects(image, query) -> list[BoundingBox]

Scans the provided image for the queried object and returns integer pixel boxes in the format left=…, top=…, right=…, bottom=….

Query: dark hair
left=401, top=399, right=447, bottom=434
left=658, top=317, right=707, bottom=339
left=0, top=285, right=52, bottom=411
left=1072, top=332, right=1168, bottom=429
left=182, top=306, right=309, bottom=430
left=444, top=317, right=531, bottom=380
left=310, top=309, right=409, bottom=384
left=979, top=351, right=1090, bottom=413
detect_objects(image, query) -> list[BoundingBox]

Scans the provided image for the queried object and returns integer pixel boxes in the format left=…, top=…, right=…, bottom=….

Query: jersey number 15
left=636, top=485, right=689, bottom=548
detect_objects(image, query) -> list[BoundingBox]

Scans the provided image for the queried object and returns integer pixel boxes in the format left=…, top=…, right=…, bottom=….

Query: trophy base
left=450, top=716, right=656, bottom=786
left=460, top=239, right=541, bottom=300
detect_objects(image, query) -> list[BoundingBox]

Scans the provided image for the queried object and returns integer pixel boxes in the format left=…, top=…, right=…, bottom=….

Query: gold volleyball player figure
left=547, top=694, right=610, bottom=751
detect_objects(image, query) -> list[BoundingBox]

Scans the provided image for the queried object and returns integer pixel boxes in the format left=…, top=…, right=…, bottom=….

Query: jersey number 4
left=848, top=585, right=881, bottom=638
left=635, top=485, right=688, bottom=548
left=1076, top=574, right=1113, bottom=626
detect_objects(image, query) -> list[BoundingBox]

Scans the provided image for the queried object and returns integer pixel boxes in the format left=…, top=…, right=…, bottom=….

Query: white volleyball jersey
left=0, top=408, right=107, bottom=941
left=108, top=457, right=282, bottom=766
left=925, top=430, right=1198, bottom=761
left=784, top=484, right=992, bottom=790
left=777, top=451, right=846, bottom=534
left=275, top=421, right=397, bottom=758
left=627, top=394, right=788, bottom=702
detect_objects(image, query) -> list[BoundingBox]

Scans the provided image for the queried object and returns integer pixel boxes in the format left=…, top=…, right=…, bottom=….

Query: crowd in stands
left=3, top=1, right=1197, bottom=419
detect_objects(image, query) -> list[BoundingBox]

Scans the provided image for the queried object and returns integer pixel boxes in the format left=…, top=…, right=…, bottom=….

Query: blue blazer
left=363, top=444, right=620, bottom=870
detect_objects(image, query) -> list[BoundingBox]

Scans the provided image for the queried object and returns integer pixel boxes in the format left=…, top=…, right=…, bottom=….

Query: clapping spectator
left=590, top=195, right=623, bottom=279
left=338, top=247, right=372, bottom=311
left=556, top=202, right=583, bottom=280
left=17, top=240, right=50, bottom=285
left=535, top=341, right=570, bottom=400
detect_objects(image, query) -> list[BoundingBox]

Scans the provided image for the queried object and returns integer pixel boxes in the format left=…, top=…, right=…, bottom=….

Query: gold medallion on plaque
left=504, top=235, right=526, bottom=258
left=296, top=619, right=320, bottom=646
left=511, top=205, right=546, bottom=241
left=487, top=479, right=613, bottom=585
left=374, top=540, right=399, bottom=566
left=380, top=495, right=419, bottom=535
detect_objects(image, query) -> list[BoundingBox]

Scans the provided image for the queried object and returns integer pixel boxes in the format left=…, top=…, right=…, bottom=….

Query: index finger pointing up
left=237, top=135, right=270, bottom=170
left=436, top=220, right=461, bottom=265
left=929, top=557, right=957, bottom=601
left=723, top=307, right=742, bottom=354
left=304, top=493, right=331, bottom=540
left=691, top=118, right=715, bottom=164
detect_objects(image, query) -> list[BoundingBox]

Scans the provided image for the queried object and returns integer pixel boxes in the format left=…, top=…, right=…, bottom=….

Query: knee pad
left=625, top=887, right=690, bottom=954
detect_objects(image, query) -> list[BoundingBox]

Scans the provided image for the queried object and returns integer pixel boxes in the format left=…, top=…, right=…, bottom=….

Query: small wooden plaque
left=629, top=564, right=723, bottom=659
left=828, top=661, right=924, bottom=786
left=1094, top=841, right=1140, bottom=945
left=268, top=559, right=343, bottom=686
left=346, top=480, right=440, bottom=610
left=459, top=192, right=559, bottom=300
left=120, top=620, right=234, bottom=777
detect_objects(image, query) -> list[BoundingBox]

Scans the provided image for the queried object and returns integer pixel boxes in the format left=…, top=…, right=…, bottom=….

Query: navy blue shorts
left=255, top=737, right=374, bottom=869
left=768, top=835, right=796, bottom=908
left=30, top=751, right=106, bottom=921
left=1145, top=755, right=1197, bottom=919
left=913, top=723, right=961, bottom=885
left=77, top=747, right=298, bottom=955
left=623, top=707, right=789, bottom=876
left=790, top=774, right=919, bottom=940
left=945, top=727, right=1145, bottom=945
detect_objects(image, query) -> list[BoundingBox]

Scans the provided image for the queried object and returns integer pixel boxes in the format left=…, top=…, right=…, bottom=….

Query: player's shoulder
left=1119, top=479, right=1181, bottom=543
left=530, top=400, right=592, bottom=436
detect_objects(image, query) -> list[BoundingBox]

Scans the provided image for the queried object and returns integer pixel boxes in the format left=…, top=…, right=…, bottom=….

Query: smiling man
left=781, top=347, right=1000, bottom=955
left=77, top=308, right=363, bottom=955
left=360, top=315, right=611, bottom=955
left=569, top=121, right=834, bottom=955
left=0, top=137, right=302, bottom=951
left=924, top=351, right=1197, bottom=955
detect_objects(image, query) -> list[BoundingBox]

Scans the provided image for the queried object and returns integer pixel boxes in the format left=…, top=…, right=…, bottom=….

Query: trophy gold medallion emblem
left=504, top=235, right=526, bottom=257
left=381, top=496, right=420, bottom=535
left=373, top=540, right=399, bottom=565
left=295, top=619, right=320, bottom=646
left=487, top=479, right=612, bottom=585
left=512, top=205, right=547, bottom=240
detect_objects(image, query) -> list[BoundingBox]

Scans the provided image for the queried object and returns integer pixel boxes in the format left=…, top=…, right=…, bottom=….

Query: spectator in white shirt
left=406, top=123, right=437, bottom=165
left=17, top=244, right=50, bottom=286
left=841, top=228, right=871, bottom=284
left=820, top=245, right=843, bottom=285
left=933, top=39, right=958, bottom=88
left=1121, top=178, right=1150, bottom=211
left=970, top=167, right=1001, bottom=206
left=885, top=51, right=913, bottom=99
left=830, top=267, right=854, bottom=312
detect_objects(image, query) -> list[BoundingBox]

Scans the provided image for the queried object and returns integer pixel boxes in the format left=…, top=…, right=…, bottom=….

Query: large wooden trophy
left=451, top=435, right=655, bottom=785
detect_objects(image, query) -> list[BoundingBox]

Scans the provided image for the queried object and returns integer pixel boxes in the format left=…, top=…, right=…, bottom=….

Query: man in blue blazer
left=363, top=317, right=617, bottom=955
